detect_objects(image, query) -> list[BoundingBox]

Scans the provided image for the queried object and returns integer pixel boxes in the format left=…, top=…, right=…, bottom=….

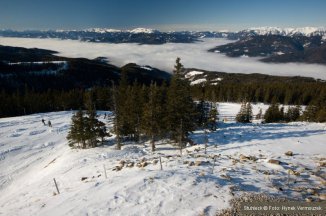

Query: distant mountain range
left=209, top=34, right=326, bottom=64
left=1, top=27, right=325, bottom=43
left=1, top=27, right=326, bottom=64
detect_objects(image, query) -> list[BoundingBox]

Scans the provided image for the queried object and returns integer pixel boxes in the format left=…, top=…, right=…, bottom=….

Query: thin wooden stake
left=211, top=157, right=216, bottom=174
left=53, top=178, right=60, bottom=194
left=159, top=156, right=163, bottom=170
left=103, top=164, right=107, bottom=179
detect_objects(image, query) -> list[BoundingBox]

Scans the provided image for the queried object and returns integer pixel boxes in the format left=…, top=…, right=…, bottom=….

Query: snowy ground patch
left=0, top=104, right=325, bottom=215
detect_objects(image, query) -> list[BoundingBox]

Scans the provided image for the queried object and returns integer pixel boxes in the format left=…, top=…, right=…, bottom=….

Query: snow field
left=0, top=103, right=325, bottom=216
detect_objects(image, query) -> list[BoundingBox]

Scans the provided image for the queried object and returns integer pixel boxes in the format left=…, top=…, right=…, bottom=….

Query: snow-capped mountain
left=84, top=28, right=159, bottom=34
left=128, top=28, right=159, bottom=34
left=1, top=27, right=325, bottom=44
left=85, top=28, right=122, bottom=33
left=239, top=27, right=326, bottom=37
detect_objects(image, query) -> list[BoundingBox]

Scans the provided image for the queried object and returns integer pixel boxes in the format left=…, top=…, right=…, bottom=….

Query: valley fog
left=1, top=37, right=326, bottom=79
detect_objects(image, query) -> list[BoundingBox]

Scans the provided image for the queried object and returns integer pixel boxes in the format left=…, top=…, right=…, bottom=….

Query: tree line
left=67, top=58, right=218, bottom=150
left=236, top=101, right=326, bottom=123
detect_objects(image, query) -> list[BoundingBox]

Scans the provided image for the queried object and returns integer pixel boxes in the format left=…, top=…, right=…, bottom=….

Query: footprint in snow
left=29, top=130, right=47, bottom=136
left=9, top=133, right=22, bottom=138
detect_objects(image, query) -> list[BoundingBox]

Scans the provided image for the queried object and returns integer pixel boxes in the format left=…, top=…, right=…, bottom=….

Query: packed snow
left=1, top=37, right=326, bottom=80
left=0, top=103, right=325, bottom=216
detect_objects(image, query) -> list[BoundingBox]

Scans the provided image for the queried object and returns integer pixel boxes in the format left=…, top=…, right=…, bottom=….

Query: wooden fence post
left=103, top=164, right=107, bottom=179
left=159, top=156, right=163, bottom=170
left=53, top=178, right=60, bottom=194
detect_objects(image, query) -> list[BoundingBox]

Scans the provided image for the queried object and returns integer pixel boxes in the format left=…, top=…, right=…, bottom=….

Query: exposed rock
left=126, top=162, right=134, bottom=168
left=152, top=159, right=158, bottom=165
left=140, top=161, right=148, bottom=168
left=194, top=160, right=209, bottom=166
left=195, top=160, right=203, bottom=166
left=113, top=165, right=123, bottom=171
left=188, top=161, right=195, bottom=166
left=307, top=189, right=316, bottom=195
left=199, top=172, right=205, bottom=176
left=220, top=174, right=231, bottom=180
left=319, top=194, right=326, bottom=201
left=263, top=171, right=270, bottom=175
left=288, top=169, right=300, bottom=176
left=81, top=177, right=88, bottom=181
left=248, top=156, right=258, bottom=161
left=240, top=154, right=249, bottom=161
left=268, top=159, right=281, bottom=165
left=285, top=151, right=293, bottom=156
left=305, top=197, right=313, bottom=202
left=240, top=154, right=257, bottom=162
left=319, top=161, right=326, bottom=167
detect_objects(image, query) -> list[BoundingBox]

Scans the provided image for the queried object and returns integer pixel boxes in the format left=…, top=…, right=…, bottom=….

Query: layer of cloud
left=1, top=37, right=326, bottom=80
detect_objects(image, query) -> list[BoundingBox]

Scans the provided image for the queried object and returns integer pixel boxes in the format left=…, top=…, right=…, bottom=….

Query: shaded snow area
left=0, top=103, right=325, bottom=216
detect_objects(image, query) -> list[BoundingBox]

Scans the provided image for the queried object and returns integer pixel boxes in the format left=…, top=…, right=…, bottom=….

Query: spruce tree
left=67, top=109, right=86, bottom=148
left=264, top=103, right=284, bottom=123
left=245, top=102, right=253, bottom=122
left=256, top=108, right=263, bottom=120
left=142, top=82, right=164, bottom=151
left=285, top=105, right=301, bottom=122
left=207, top=104, right=218, bottom=131
left=236, top=102, right=247, bottom=123
left=167, top=58, right=197, bottom=146
left=301, top=104, right=318, bottom=122
left=84, top=95, right=99, bottom=148
left=236, top=102, right=253, bottom=123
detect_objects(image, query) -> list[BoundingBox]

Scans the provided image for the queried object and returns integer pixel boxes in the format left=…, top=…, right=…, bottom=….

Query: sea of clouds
left=1, top=37, right=326, bottom=79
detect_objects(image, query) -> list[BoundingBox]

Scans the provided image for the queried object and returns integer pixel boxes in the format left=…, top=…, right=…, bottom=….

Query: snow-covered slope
left=240, top=27, right=326, bottom=37
left=128, top=28, right=159, bottom=34
left=0, top=104, right=325, bottom=216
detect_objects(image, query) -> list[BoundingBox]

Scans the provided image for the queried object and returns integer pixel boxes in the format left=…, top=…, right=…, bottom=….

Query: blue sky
left=0, top=0, right=325, bottom=31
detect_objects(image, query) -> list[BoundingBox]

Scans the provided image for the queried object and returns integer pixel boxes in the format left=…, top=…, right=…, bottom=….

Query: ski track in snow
left=0, top=104, right=325, bottom=216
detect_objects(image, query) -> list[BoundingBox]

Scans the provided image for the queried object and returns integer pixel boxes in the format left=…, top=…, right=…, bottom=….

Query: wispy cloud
left=1, top=37, right=326, bottom=80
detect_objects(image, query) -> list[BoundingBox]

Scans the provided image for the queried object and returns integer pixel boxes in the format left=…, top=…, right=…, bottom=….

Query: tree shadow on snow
left=190, top=122, right=324, bottom=146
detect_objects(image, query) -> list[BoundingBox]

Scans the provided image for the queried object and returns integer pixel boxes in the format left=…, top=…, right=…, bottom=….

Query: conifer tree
left=285, top=105, right=301, bottom=122
left=112, top=83, right=122, bottom=150
left=167, top=58, right=197, bottom=146
left=264, top=103, right=284, bottom=123
left=67, top=109, right=86, bottom=148
left=84, top=94, right=99, bottom=148
left=142, top=82, right=164, bottom=151
left=256, top=108, right=263, bottom=120
left=207, top=104, right=218, bottom=131
left=245, top=102, right=253, bottom=122
left=301, top=104, right=318, bottom=122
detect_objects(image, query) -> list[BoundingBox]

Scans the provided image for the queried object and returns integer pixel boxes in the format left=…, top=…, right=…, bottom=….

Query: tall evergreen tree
left=264, top=103, right=284, bottom=123
left=207, top=104, right=218, bottom=131
left=142, top=83, right=166, bottom=151
left=67, top=109, right=86, bottom=148
left=285, top=105, right=301, bottom=122
left=256, top=108, right=263, bottom=120
left=167, top=58, right=197, bottom=146
left=236, top=101, right=252, bottom=123
left=301, top=104, right=318, bottom=122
